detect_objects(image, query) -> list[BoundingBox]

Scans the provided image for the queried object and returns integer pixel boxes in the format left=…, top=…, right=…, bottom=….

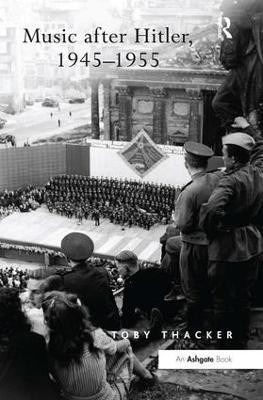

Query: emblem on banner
left=119, top=129, right=167, bottom=178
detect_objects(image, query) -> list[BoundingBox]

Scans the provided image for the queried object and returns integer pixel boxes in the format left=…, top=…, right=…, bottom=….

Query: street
left=0, top=100, right=91, bottom=146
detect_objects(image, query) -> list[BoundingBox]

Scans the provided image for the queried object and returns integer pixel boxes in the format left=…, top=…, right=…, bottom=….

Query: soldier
left=76, top=206, right=83, bottom=225
left=175, top=142, right=223, bottom=338
left=93, top=209, right=100, bottom=226
left=59, top=232, right=121, bottom=331
left=201, top=118, right=263, bottom=349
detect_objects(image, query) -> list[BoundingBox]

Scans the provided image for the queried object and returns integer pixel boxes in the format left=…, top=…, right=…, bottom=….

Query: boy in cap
left=59, top=232, right=121, bottom=331
left=115, top=250, right=171, bottom=338
left=174, top=141, right=223, bottom=339
left=201, top=116, right=263, bottom=348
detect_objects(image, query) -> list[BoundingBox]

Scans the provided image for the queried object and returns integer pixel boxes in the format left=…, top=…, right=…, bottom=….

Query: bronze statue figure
left=213, top=0, right=263, bottom=131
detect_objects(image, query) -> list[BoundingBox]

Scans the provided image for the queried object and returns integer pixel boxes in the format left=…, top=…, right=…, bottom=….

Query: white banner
left=159, top=350, right=263, bottom=370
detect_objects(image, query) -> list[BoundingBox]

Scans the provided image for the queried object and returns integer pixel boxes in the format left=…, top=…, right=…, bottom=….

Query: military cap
left=184, top=141, right=214, bottom=158
left=222, top=132, right=255, bottom=151
left=115, top=250, right=138, bottom=263
left=61, top=232, right=94, bottom=261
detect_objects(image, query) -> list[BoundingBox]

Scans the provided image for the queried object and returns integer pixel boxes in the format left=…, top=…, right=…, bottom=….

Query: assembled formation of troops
left=45, top=175, right=181, bottom=229
left=0, top=178, right=180, bottom=231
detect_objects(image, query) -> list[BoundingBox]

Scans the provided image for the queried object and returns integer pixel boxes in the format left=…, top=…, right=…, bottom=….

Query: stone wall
left=0, top=143, right=90, bottom=190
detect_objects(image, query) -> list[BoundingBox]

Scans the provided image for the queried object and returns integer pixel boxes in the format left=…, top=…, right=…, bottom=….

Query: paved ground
left=152, top=369, right=263, bottom=400
left=129, top=382, right=248, bottom=400
left=0, top=101, right=90, bottom=146
left=0, top=207, right=166, bottom=262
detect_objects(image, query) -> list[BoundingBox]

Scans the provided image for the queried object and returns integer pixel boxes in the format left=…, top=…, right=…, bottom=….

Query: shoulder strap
left=180, top=180, right=193, bottom=193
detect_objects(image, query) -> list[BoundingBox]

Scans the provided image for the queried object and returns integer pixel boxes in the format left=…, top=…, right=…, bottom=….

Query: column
left=186, top=89, right=202, bottom=142
left=102, top=79, right=112, bottom=140
left=150, top=87, right=167, bottom=144
left=91, top=79, right=100, bottom=139
left=117, top=86, right=132, bottom=141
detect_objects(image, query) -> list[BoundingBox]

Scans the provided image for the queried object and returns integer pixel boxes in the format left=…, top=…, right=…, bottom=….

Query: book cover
left=0, top=0, right=263, bottom=399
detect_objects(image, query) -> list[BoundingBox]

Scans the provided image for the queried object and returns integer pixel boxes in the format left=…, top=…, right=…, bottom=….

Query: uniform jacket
left=121, top=267, right=171, bottom=327
left=200, top=140, right=263, bottom=262
left=59, top=262, right=121, bottom=331
left=175, top=170, right=222, bottom=245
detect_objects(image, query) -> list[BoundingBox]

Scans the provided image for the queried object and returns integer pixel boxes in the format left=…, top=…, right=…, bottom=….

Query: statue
left=0, top=134, right=16, bottom=147
left=212, top=0, right=263, bottom=132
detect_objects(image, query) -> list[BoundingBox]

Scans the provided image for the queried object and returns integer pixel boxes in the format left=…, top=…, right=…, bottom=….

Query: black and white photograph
left=0, top=0, right=263, bottom=399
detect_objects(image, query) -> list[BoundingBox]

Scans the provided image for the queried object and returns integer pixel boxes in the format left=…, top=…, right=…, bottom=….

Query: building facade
left=0, top=0, right=25, bottom=112
left=90, top=22, right=227, bottom=153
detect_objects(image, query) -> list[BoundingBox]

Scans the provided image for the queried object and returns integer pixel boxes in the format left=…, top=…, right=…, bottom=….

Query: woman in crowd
left=43, top=291, right=156, bottom=400
left=0, top=287, right=61, bottom=400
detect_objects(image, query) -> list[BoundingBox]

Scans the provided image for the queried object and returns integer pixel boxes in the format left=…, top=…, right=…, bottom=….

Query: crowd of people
left=0, top=259, right=123, bottom=293
left=45, top=175, right=181, bottom=229
left=0, top=266, right=29, bottom=289
left=0, top=178, right=181, bottom=230
left=0, top=232, right=162, bottom=400
left=1, top=114, right=263, bottom=399
left=0, top=255, right=159, bottom=295
left=0, top=205, right=16, bottom=219
left=0, top=186, right=45, bottom=218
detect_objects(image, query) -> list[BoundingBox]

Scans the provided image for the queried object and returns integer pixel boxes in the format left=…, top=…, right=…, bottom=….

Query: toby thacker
left=110, top=330, right=233, bottom=340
